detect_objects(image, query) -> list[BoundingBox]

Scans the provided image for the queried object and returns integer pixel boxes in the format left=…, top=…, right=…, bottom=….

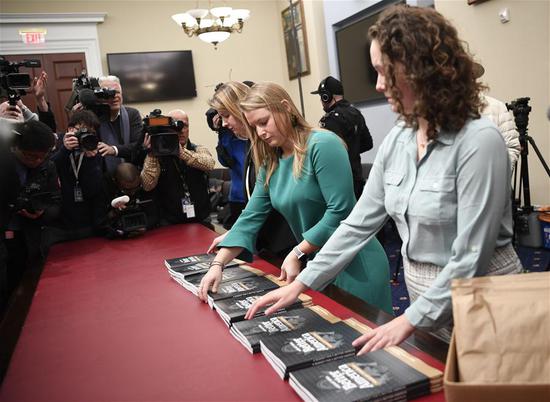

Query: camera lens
left=80, top=133, right=99, bottom=151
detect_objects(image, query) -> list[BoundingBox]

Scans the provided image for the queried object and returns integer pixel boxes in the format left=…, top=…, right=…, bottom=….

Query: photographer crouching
left=104, top=162, right=158, bottom=239
left=140, top=109, right=214, bottom=225
left=3, top=120, right=60, bottom=308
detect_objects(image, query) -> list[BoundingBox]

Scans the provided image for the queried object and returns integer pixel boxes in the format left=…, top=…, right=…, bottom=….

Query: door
left=3, top=52, right=87, bottom=133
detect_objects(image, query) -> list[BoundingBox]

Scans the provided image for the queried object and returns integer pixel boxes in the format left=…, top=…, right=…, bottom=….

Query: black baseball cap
left=311, top=76, right=344, bottom=96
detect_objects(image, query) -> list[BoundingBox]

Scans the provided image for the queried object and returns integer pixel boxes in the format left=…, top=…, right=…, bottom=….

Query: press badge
left=181, top=194, right=195, bottom=218
left=74, top=182, right=84, bottom=203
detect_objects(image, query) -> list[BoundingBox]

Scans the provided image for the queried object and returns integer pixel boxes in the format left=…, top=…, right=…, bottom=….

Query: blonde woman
left=198, top=82, right=392, bottom=314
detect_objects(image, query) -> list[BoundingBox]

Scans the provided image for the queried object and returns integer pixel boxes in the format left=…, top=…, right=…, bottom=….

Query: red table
left=0, top=224, right=445, bottom=401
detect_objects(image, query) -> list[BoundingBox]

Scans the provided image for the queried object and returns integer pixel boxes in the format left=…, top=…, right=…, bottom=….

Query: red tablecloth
left=0, top=224, right=445, bottom=401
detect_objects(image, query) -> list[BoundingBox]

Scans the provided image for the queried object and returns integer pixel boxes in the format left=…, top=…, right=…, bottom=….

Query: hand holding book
left=245, top=280, right=308, bottom=319
left=353, top=314, right=415, bottom=355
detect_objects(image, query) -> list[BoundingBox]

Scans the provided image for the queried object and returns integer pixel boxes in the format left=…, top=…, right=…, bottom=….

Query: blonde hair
left=208, top=81, right=249, bottom=139
left=239, top=82, right=313, bottom=187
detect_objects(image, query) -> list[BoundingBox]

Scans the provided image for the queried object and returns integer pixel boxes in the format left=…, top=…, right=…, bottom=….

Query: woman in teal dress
left=198, top=82, right=392, bottom=314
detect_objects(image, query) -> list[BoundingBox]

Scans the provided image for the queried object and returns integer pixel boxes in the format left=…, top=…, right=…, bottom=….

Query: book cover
left=215, top=292, right=313, bottom=327
left=260, top=320, right=362, bottom=379
left=206, top=274, right=284, bottom=308
left=288, top=349, right=433, bottom=402
left=182, top=265, right=265, bottom=296
left=230, top=305, right=338, bottom=353
left=344, top=318, right=443, bottom=395
left=164, top=253, right=242, bottom=273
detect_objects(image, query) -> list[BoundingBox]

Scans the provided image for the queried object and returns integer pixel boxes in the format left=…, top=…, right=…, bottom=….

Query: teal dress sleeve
left=218, top=169, right=273, bottom=261
left=302, top=133, right=356, bottom=246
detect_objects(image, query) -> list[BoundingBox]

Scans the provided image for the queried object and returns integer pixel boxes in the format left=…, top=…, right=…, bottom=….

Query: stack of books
left=206, top=274, right=285, bottom=308
left=180, top=265, right=265, bottom=296
left=287, top=319, right=443, bottom=401
left=214, top=292, right=313, bottom=327
left=230, top=305, right=336, bottom=353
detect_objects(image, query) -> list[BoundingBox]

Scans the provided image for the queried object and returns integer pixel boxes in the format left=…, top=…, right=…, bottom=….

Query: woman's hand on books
left=279, top=251, right=301, bottom=284
left=353, top=314, right=415, bottom=355
left=244, top=280, right=308, bottom=319
left=197, top=264, right=223, bottom=302
left=207, top=232, right=228, bottom=253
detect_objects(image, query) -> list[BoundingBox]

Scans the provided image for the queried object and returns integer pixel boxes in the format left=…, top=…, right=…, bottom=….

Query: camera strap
left=70, top=152, right=85, bottom=203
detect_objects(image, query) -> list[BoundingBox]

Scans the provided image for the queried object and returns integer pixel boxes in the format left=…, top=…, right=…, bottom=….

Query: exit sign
left=19, top=29, right=47, bottom=44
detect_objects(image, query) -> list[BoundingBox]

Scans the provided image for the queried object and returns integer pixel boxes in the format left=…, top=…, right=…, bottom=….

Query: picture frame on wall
left=281, top=0, right=310, bottom=80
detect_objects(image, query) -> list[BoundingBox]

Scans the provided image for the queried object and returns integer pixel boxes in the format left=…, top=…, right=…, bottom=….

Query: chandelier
left=171, top=3, right=251, bottom=48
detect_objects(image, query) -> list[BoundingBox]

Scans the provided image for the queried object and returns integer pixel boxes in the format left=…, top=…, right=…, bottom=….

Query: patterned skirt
left=403, top=242, right=522, bottom=342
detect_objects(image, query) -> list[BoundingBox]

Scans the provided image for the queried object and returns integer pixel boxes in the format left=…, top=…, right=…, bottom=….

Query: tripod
left=507, top=97, right=550, bottom=246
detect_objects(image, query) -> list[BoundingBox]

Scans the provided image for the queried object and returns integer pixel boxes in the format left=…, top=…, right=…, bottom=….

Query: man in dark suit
left=94, top=75, right=143, bottom=175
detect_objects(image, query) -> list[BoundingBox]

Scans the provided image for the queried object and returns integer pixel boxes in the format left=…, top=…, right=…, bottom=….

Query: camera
left=206, top=107, right=222, bottom=132
left=506, top=97, right=531, bottom=132
left=74, top=127, right=99, bottom=152
left=143, top=109, right=184, bottom=157
left=11, top=174, right=61, bottom=214
left=64, top=70, right=115, bottom=120
left=0, top=56, right=41, bottom=105
left=108, top=197, right=152, bottom=238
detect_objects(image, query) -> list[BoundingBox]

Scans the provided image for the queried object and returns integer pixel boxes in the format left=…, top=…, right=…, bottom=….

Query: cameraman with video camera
left=50, top=110, right=108, bottom=238
left=3, top=120, right=60, bottom=305
left=141, top=109, right=215, bottom=225
left=104, top=162, right=158, bottom=239
left=71, top=74, right=142, bottom=175
left=0, top=56, right=56, bottom=131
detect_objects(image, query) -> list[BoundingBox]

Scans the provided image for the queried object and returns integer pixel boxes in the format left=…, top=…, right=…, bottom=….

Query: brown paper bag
left=451, top=271, right=550, bottom=383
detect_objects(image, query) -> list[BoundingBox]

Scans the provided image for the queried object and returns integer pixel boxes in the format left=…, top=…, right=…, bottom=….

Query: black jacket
left=320, top=99, right=373, bottom=195
left=155, top=141, right=211, bottom=224
left=52, top=138, right=108, bottom=231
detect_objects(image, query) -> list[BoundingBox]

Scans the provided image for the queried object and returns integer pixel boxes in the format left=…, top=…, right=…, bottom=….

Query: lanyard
left=69, top=152, right=85, bottom=181
left=172, top=158, right=190, bottom=195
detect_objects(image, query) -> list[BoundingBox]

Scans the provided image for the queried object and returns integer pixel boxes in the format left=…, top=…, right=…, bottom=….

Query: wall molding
left=0, top=13, right=106, bottom=76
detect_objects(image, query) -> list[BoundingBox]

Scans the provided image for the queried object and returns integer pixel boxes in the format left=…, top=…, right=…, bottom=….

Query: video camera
left=108, top=196, right=152, bottom=238
left=0, top=56, right=41, bottom=105
left=506, top=97, right=531, bottom=133
left=74, top=127, right=99, bottom=152
left=11, top=175, right=61, bottom=214
left=143, top=109, right=184, bottom=157
left=65, top=70, right=115, bottom=120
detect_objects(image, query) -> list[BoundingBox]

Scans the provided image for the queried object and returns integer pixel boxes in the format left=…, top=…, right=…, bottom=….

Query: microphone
left=111, top=195, right=130, bottom=208
left=78, top=88, right=97, bottom=108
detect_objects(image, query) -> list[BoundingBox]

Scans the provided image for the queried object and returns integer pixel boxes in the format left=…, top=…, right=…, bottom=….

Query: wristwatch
left=293, top=245, right=307, bottom=261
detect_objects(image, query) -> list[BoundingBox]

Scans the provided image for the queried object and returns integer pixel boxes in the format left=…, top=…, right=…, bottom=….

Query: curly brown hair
left=369, top=5, right=486, bottom=139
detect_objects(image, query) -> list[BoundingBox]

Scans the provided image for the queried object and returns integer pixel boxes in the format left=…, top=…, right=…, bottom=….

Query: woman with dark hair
left=199, top=82, right=393, bottom=314
left=246, top=5, right=522, bottom=351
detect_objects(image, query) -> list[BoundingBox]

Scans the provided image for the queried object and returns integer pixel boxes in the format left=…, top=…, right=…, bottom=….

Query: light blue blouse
left=297, top=117, right=514, bottom=329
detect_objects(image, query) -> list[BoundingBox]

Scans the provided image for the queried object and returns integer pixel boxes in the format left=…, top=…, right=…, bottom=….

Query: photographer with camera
left=105, top=162, right=158, bottom=239
left=206, top=82, right=251, bottom=229
left=141, top=109, right=214, bottom=225
left=50, top=110, right=108, bottom=238
left=3, top=120, right=60, bottom=306
left=70, top=75, right=142, bottom=175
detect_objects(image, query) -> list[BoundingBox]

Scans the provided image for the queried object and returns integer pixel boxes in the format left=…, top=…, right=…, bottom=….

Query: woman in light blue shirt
left=246, top=5, right=522, bottom=351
